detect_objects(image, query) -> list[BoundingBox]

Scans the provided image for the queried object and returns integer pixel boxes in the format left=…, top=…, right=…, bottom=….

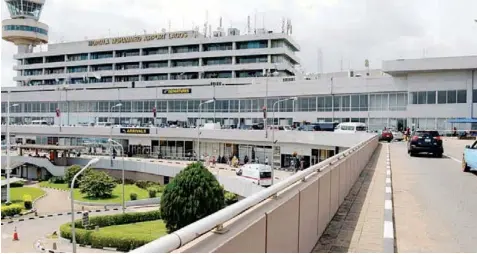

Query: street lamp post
left=56, top=85, right=69, bottom=131
left=108, top=138, right=125, bottom=213
left=109, top=103, right=122, bottom=155
left=70, top=158, right=100, bottom=253
left=5, top=93, right=19, bottom=204
left=265, top=68, right=279, bottom=138
left=197, top=99, right=215, bottom=162
left=271, top=97, right=297, bottom=185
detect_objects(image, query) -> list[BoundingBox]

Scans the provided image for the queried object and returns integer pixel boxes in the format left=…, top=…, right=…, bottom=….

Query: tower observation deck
left=2, top=0, right=48, bottom=53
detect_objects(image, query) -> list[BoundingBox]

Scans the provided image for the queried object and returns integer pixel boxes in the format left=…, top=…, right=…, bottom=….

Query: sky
left=1, top=0, right=477, bottom=87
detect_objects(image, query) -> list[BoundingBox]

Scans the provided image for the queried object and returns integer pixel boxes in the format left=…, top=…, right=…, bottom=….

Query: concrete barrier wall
left=176, top=136, right=378, bottom=253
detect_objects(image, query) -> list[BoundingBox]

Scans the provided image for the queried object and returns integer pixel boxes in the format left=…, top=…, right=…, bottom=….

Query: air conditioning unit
left=256, top=28, right=266, bottom=34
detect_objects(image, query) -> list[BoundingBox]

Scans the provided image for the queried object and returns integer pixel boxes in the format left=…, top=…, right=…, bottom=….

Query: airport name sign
left=88, top=32, right=189, bottom=46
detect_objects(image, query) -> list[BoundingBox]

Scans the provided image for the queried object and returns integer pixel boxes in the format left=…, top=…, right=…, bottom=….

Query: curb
left=1, top=208, right=119, bottom=226
left=383, top=143, right=396, bottom=253
left=35, top=240, right=63, bottom=253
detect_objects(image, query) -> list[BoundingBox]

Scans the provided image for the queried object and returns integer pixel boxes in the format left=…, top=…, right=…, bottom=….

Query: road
left=1, top=206, right=157, bottom=253
left=390, top=141, right=477, bottom=252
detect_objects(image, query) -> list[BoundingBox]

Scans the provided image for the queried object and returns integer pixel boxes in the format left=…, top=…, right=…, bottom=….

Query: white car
left=392, top=131, right=404, bottom=141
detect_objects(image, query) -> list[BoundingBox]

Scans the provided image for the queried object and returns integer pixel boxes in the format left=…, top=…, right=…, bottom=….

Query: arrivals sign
left=88, top=32, right=190, bottom=46
left=162, top=88, right=192, bottom=95
left=120, top=128, right=150, bottom=134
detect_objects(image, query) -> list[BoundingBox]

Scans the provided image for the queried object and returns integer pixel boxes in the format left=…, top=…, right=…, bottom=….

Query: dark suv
left=407, top=130, right=443, bottom=157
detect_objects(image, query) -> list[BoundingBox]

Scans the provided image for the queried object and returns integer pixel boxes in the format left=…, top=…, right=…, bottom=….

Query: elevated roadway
left=390, top=141, right=477, bottom=252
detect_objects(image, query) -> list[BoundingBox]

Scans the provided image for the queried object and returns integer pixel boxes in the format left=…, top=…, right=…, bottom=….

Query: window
left=473, top=89, right=477, bottom=103
left=351, top=95, right=360, bottom=111
left=457, top=90, right=467, bottom=103
left=417, top=91, right=426, bottom=104
left=427, top=91, right=436, bottom=104
left=410, top=92, right=418, bottom=104
left=437, top=91, right=447, bottom=104
left=447, top=90, right=456, bottom=104
left=3, top=25, right=47, bottom=35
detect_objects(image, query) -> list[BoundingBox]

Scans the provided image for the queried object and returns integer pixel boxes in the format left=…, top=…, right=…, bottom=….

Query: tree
left=79, top=171, right=117, bottom=198
left=160, top=162, right=225, bottom=233
left=64, top=165, right=91, bottom=188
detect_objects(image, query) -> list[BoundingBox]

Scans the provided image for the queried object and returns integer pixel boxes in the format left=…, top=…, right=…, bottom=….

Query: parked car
left=378, top=130, right=394, bottom=142
left=392, top=130, right=404, bottom=141
left=407, top=130, right=443, bottom=157
left=462, top=141, right=477, bottom=172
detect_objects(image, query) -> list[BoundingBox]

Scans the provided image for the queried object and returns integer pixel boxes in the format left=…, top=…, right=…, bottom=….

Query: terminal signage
left=162, top=88, right=192, bottom=95
left=88, top=32, right=189, bottom=46
left=120, top=128, right=150, bottom=134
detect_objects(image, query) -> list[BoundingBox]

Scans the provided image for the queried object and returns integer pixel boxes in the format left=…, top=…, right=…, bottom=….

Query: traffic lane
left=391, top=142, right=477, bottom=252
left=1, top=207, right=158, bottom=253
left=442, top=138, right=475, bottom=162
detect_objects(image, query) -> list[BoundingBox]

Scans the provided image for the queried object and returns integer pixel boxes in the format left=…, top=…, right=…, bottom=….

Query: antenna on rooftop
left=281, top=17, right=285, bottom=33
left=168, top=20, right=171, bottom=32
left=219, top=16, right=222, bottom=29
left=247, top=15, right=251, bottom=34
left=254, top=10, right=257, bottom=34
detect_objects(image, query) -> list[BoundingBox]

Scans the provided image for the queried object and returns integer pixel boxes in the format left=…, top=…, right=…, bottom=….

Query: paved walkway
left=33, top=184, right=99, bottom=215
left=313, top=143, right=386, bottom=253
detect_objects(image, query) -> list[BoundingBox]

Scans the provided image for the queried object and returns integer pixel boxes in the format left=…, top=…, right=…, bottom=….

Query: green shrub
left=224, top=191, right=239, bottom=206
left=160, top=162, right=225, bottom=233
left=130, top=192, right=138, bottom=200
left=80, top=171, right=116, bottom=198
left=124, top=179, right=136, bottom=185
left=65, top=165, right=92, bottom=188
left=147, top=188, right=157, bottom=198
left=135, top=180, right=150, bottom=189
left=60, top=210, right=162, bottom=251
left=49, top=176, right=65, bottom=184
left=1, top=204, right=22, bottom=217
left=9, top=181, right=24, bottom=188
left=23, top=194, right=33, bottom=210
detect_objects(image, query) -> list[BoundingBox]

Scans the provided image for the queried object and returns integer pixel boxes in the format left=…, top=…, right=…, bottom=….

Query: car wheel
left=462, top=157, right=470, bottom=172
left=435, top=153, right=442, bottom=158
left=388, top=140, right=391, bottom=143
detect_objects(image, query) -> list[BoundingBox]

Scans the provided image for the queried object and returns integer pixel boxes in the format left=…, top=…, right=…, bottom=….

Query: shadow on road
left=312, top=144, right=382, bottom=253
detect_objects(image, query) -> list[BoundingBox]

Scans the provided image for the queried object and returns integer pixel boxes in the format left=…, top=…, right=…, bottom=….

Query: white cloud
left=1, top=0, right=477, bottom=87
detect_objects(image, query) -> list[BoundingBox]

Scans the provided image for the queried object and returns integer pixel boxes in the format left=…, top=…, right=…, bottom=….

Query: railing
left=131, top=134, right=378, bottom=253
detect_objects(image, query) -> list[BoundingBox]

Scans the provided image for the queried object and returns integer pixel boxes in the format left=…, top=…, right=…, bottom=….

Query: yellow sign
left=88, top=32, right=189, bottom=46
left=120, top=128, right=150, bottom=134
left=162, top=88, right=192, bottom=95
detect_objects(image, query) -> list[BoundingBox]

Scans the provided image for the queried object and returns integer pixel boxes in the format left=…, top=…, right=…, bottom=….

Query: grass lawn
left=98, top=220, right=167, bottom=241
left=39, top=182, right=153, bottom=203
left=1, top=187, right=46, bottom=210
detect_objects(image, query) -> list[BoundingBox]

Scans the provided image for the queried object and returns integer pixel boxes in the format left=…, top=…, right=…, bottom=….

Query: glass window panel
left=317, top=97, right=325, bottom=112
left=360, top=94, right=368, bottom=111
left=437, top=91, right=447, bottom=104
left=447, top=90, right=456, bottom=104
left=351, top=95, right=360, bottom=111
left=309, top=97, right=316, bottom=111
left=342, top=95, right=350, bottom=111
left=427, top=91, right=436, bottom=104
left=457, top=90, right=467, bottom=103
left=333, top=96, right=341, bottom=112
left=417, top=91, right=426, bottom=104
left=473, top=90, right=477, bottom=103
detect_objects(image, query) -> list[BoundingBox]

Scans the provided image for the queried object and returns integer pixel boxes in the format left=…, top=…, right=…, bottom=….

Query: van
left=236, top=163, right=272, bottom=187
left=334, top=122, right=367, bottom=133
left=96, top=122, right=113, bottom=127
left=31, top=120, right=49, bottom=126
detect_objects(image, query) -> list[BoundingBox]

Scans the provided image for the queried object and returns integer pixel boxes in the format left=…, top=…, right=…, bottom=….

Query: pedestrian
left=265, top=156, right=269, bottom=165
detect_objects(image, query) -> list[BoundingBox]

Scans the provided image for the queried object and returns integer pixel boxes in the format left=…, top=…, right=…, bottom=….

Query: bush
left=9, top=181, right=24, bottom=188
left=135, top=180, right=152, bottom=189
left=1, top=204, right=22, bottom=217
left=224, top=191, right=239, bottom=206
left=160, top=162, right=225, bottom=233
left=23, top=194, right=33, bottom=210
left=60, top=210, right=162, bottom=251
left=130, top=192, right=138, bottom=200
left=147, top=188, right=157, bottom=198
left=65, top=165, right=92, bottom=188
left=124, top=179, right=136, bottom=185
left=80, top=171, right=117, bottom=198
left=49, top=176, right=65, bottom=184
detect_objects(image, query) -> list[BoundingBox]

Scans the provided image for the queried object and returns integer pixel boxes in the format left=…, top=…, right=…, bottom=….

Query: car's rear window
left=415, top=131, right=440, bottom=137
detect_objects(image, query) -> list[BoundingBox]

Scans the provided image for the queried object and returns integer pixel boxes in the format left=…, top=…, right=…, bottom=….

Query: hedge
left=10, top=181, right=25, bottom=188
left=1, top=204, right=22, bottom=218
left=60, top=210, right=162, bottom=251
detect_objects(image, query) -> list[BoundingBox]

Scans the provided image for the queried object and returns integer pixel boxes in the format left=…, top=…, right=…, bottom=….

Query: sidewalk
left=312, top=143, right=386, bottom=253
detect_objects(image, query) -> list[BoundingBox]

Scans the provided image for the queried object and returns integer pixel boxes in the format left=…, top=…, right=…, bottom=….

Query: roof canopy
left=17, top=144, right=84, bottom=151
left=447, top=118, right=477, bottom=123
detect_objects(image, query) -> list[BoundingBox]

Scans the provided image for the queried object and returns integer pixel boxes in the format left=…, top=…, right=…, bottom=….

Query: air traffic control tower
left=2, top=0, right=48, bottom=53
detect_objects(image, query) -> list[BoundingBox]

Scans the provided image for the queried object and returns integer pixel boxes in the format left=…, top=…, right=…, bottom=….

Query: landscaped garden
left=39, top=165, right=165, bottom=204
left=1, top=180, right=46, bottom=218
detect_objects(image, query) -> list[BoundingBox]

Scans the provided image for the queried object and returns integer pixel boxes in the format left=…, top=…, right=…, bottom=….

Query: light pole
left=271, top=97, right=297, bottom=185
left=108, top=138, right=125, bottom=213
left=5, top=95, right=19, bottom=204
left=109, top=103, right=122, bottom=155
left=70, top=158, right=100, bottom=253
left=56, top=84, right=69, bottom=131
left=264, top=68, right=279, bottom=138
left=197, top=99, right=215, bottom=162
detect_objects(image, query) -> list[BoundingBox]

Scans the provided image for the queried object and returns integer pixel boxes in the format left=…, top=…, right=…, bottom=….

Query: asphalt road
left=1, top=206, right=157, bottom=253
left=390, top=142, right=477, bottom=252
